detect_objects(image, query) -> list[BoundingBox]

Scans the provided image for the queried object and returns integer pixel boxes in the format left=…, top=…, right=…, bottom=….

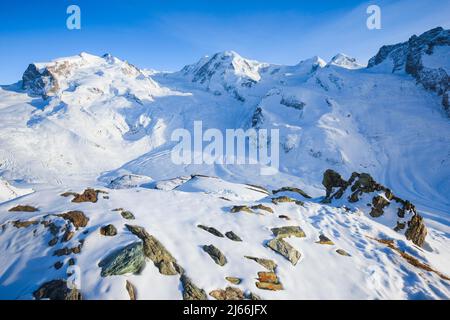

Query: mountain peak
left=327, top=53, right=364, bottom=70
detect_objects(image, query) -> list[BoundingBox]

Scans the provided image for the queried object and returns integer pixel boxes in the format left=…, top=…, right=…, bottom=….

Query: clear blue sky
left=0, top=0, right=449, bottom=84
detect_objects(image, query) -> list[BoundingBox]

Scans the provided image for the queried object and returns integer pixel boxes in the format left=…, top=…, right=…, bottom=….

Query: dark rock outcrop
left=57, top=211, right=89, bottom=229
left=368, top=27, right=450, bottom=114
left=100, top=224, right=118, bottom=237
left=321, top=170, right=428, bottom=247
left=33, top=280, right=82, bottom=300
left=197, top=225, right=224, bottom=238
left=180, top=274, right=207, bottom=300
left=8, top=205, right=38, bottom=212
left=126, top=224, right=179, bottom=275
left=225, top=231, right=242, bottom=242
left=202, top=245, right=227, bottom=266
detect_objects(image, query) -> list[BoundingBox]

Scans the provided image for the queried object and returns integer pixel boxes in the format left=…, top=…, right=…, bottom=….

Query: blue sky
left=0, top=0, right=449, bottom=84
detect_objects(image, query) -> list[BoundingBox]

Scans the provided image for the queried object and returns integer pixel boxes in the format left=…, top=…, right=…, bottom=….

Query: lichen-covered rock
left=57, top=211, right=89, bottom=229
left=98, top=242, right=145, bottom=277
left=316, top=234, right=334, bottom=245
left=71, top=188, right=101, bottom=203
left=12, top=220, right=38, bottom=228
left=251, top=204, right=274, bottom=213
left=336, top=249, right=351, bottom=257
left=322, top=169, right=347, bottom=198
left=197, top=225, right=224, bottom=237
left=225, top=277, right=242, bottom=285
left=230, top=205, right=253, bottom=214
left=405, top=215, right=427, bottom=247
left=225, top=231, right=242, bottom=242
left=100, top=224, right=118, bottom=237
left=209, top=287, right=245, bottom=300
left=202, top=245, right=227, bottom=266
left=271, top=226, right=306, bottom=239
left=126, top=224, right=178, bottom=275
left=244, top=256, right=277, bottom=271
left=271, top=196, right=303, bottom=206
left=8, top=205, right=38, bottom=212
left=266, top=238, right=301, bottom=265
left=272, top=187, right=311, bottom=199
left=126, top=280, right=137, bottom=300
left=180, top=274, right=207, bottom=300
left=33, top=280, right=82, bottom=300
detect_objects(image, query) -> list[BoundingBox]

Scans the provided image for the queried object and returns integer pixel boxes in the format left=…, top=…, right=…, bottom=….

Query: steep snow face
left=327, top=54, right=365, bottom=70
left=170, top=51, right=269, bottom=101
left=368, top=27, right=449, bottom=112
left=0, top=178, right=33, bottom=203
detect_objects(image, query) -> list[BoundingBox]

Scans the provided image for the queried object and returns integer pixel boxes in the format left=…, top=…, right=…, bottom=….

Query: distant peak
left=327, top=53, right=364, bottom=70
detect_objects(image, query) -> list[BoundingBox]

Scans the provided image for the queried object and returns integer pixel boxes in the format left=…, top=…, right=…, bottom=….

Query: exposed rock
left=245, top=291, right=262, bottom=300
left=126, top=224, right=178, bottom=275
left=33, top=280, right=82, bottom=300
left=8, top=205, right=38, bottom=212
left=197, top=225, right=224, bottom=237
left=54, top=243, right=83, bottom=256
left=256, top=281, right=283, bottom=291
left=48, top=237, right=58, bottom=246
left=68, top=258, right=75, bottom=266
left=256, top=271, right=283, bottom=291
left=278, top=215, right=291, bottom=220
left=266, top=238, right=301, bottom=265
left=209, top=287, right=245, bottom=300
left=230, top=205, right=254, bottom=214
left=202, top=245, right=227, bottom=266
left=180, top=274, right=207, bottom=300
left=225, top=277, right=242, bottom=285
left=371, top=237, right=449, bottom=281
left=71, top=188, right=102, bottom=203
left=251, top=204, right=274, bottom=213
left=62, top=230, right=75, bottom=242
left=244, top=256, right=277, bottom=272
left=54, top=261, right=63, bottom=270
left=273, top=187, right=311, bottom=199
left=126, top=280, right=137, bottom=300
left=322, top=169, right=347, bottom=198
left=271, top=226, right=306, bottom=239
left=225, top=231, right=242, bottom=242
left=57, top=211, right=89, bottom=229
left=112, top=208, right=136, bottom=220
left=12, top=220, right=38, bottom=228
left=370, top=195, right=390, bottom=218
left=316, top=234, right=334, bottom=245
left=98, top=242, right=145, bottom=277
left=100, top=224, right=118, bottom=237
left=336, top=249, right=351, bottom=257
left=271, top=196, right=303, bottom=206
left=323, top=170, right=429, bottom=247
left=405, top=215, right=427, bottom=247
left=61, top=191, right=78, bottom=198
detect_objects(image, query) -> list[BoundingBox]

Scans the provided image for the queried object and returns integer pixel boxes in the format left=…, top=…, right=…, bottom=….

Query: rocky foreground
left=0, top=171, right=448, bottom=300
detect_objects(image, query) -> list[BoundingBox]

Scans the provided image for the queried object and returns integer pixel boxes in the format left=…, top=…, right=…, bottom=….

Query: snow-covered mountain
left=0, top=27, right=449, bottom=300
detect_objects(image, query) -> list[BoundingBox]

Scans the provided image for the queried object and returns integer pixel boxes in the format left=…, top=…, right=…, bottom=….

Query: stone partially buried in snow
left=8, top=205, right=38, bottom=212
left=100, top=224, right=118, bottom=236
left=209, top=287, right=245, bottom=300
left=33, top=280, right=82, bottom=300
left=107, top=174, right=152, bottom=189
left=244, top=256, right=277, bottom=272
left=180, top=274, right=208, bottom=300
left=98, top=241, right=145, bottom=277
left=266, top=238, right=301, bottom=266
left=271, top=226, right=306, bottom=239
left=197, top=225, right=224, bottom=237
left=202, top=245, right=227, bottom=266
left=57, top=211, right=89, bottom=229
